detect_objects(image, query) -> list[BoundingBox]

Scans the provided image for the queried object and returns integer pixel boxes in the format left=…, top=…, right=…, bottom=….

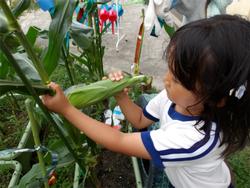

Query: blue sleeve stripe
left=158, top=132, right=210, bottom=155
left=141, top=131, right=164, bottom=169
left=161, top=131, right=219, bottom=162
left=143, top=108, right=159, bottom=122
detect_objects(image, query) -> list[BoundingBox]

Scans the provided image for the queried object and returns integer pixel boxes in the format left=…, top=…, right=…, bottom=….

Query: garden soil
left=19, top=3, right=170, bottom=187
left=89, top=149, right=137, bottom=188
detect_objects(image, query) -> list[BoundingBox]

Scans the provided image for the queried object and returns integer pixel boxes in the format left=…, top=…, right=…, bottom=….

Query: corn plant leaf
left=101, top=22, right=111, bottom=35
left=70, top=24, right=93, bottom=50
left=1, top=33, right=21, bottom=51
left=14, top=53, right=41, bottom=81
left=0, top=51, right=10, bottom=79
left=17, top=164, right=43, bottom=188
left=0, top=11, right=10, bottom=35
left=44, top=139, right=75, bottom=167
left=71, top=53, right=91, bottom=72
left=0, top=79, right=53, bottom=96
left=0, top=52, right=41, bottom=81
left=12, top=0, right=31, bottom=18
left=17, top=142, right=75, bottom=188
left=17, top=152, right=74, bottom=188
left=43, top=0, right=77, bottom=76
left=51, top=114, right=78, bottom=149
left=25, top=26, right=41, bottom=47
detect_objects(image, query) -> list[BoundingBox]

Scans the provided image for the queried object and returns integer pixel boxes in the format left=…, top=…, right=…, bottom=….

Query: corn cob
left=65, top=75, right=152, bottom=108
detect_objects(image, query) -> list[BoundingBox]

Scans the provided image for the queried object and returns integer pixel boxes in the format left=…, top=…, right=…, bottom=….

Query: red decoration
left=99, top=8, right=109, bottom=32
left=108, top=9, right=117, bottom=34
left=48, top=171, right=57, bottom=186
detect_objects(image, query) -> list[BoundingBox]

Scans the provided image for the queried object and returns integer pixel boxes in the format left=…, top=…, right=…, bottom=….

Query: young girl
left=42, top=15, right=250, bottom=187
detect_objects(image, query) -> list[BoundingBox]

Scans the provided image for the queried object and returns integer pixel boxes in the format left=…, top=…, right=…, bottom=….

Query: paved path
left=19, top=4, right=170, bottom=90
left=103, top=4, right=169, bottom=90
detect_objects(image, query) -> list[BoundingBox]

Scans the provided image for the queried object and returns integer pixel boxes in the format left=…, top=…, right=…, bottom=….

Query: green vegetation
left=0, top=0, right=249, bottom=187
left=228, top=146, right=250, bottom=187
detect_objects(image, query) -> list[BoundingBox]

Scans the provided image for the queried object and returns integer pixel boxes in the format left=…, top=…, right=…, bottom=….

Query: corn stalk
left=0, top=35, right=86, bottom=176
left=0, top=1, right=49, bottom=84
left=25, top=99, right=49, bottom=188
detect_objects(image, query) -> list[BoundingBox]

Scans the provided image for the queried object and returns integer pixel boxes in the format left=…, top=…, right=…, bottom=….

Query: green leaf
left=163, top=22, right=175, bottom=37
left=70, top=24, right=93, bottom=50
left=0, top=11, right=10, bottom=35
left=101, top=22, right=111, bottom=35
left=14, top=53, right=41, bottom=81
left=0, top=52, right=42, bottom=81
left=0, top=51, right=10, bottom=79
left=17, top=164, right=44, bottom=188
left=71, top=53, right=90, bottom=70
left=12, top=0, right=31, bottom=18
left=43, top=0, right=77, bottom=76
left=0, top=79, right=53, bottom=96
left=1, top=33, right=21, bottom=51
left=26, top=26, right=41, bottom=47
left=50, top=114, right=78, bottom=149
left=45, top=139, right=75, bottom=167
left=17, top=141, right=76, bottom=188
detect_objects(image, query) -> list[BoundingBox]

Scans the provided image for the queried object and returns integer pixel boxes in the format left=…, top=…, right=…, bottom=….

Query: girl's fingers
left=48, top=82, right=58, bottom=91
left=108, top=73, right=115, bottom=81
left=108, top=71, right=124, bottom=81
left=42, top=82, right=59, bottom=105
left=41, top=94, right=52, bottom=105
left=102, top=76, right=108, bottom=80
left=48, top=82, right=63, bottom=95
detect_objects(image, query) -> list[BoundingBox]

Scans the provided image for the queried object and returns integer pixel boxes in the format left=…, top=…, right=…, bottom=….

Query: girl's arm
left=42, top=82, right=151, bottom=159
left=114, top=91, right=154, bottom=129
left=108, top=71, right=154, bottom=129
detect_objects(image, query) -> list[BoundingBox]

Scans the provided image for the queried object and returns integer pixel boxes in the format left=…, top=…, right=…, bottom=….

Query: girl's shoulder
left=144, top=122, right=222, bottom=166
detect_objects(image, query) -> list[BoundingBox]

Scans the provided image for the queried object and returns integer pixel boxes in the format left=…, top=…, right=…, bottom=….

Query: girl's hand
left=42, top=82, right=71, bottom=115
left=108, top=70, right=124, bottom=81
left=108, top=70, right=129, bottom=99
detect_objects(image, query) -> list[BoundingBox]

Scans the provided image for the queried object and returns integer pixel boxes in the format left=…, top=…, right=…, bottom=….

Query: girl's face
left=164, top=70, right=204, bottom=116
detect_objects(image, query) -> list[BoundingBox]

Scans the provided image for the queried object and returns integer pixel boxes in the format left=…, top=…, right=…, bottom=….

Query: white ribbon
left=229, top=82, right=247, bottom=99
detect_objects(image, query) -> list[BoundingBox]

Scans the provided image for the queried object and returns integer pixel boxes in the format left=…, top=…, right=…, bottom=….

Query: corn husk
left=65, top=75, right=152, bottom=108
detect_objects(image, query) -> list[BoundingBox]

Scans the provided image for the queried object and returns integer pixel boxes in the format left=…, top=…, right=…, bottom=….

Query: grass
left=0, top=95, right=28, bottom=150
left=228, top=146, right=250, bottom=188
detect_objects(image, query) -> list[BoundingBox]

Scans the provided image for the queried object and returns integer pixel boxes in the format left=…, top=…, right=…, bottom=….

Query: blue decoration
left=37, top=0, right=55, bottom=11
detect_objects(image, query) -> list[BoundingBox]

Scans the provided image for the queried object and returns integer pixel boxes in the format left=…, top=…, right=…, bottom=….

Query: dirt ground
left=91, top=149, right=136, bottom=188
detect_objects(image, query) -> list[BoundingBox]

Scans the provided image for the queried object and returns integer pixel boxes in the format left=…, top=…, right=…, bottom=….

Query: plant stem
left=62, top=45, right=75, bottom=85
left=128, top=124, right=143, bottom=188
left=6, top=92, right=21, bottom=127
left=9, top=91, right=21, bottom=110
left=89, top=171, right=101, bottom=188
left=94, top=9, right=104, bottom=79
left=25, top=99, right=49, bottom=188
left=0, top=1, right=50, bottom=84
left=0, top=39, right=86, bottom=176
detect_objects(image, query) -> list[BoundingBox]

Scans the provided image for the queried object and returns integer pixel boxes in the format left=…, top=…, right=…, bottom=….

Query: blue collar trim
left=168, top=103, right=200, bottom=121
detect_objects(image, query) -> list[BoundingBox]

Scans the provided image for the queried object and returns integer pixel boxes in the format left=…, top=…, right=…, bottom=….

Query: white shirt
left=141, top=90, right=231, bottom=188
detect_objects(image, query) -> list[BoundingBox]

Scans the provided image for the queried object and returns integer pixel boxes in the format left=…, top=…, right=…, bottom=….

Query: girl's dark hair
left=167, top=15, right=250, bottom=157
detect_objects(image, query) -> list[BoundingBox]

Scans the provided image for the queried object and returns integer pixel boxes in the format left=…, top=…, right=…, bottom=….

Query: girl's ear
left=217, top=97, right=226, bottom=108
